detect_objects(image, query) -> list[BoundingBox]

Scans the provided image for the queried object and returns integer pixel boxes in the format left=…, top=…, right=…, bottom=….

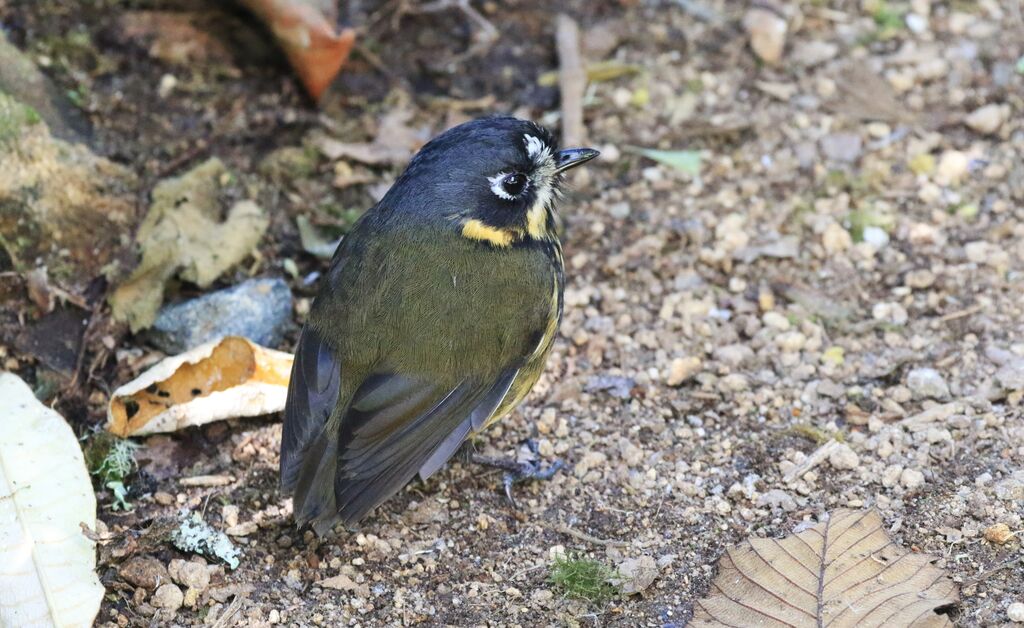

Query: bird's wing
left=285, top=341, right=523, bottom=532
left=280, top=325, right=342, bottom=493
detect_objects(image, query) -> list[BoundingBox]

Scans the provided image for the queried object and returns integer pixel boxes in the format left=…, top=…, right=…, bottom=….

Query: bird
left=280, top=116, right=598, bottom=535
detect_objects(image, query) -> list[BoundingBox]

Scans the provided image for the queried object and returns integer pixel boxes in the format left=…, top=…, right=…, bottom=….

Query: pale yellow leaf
left=692, top=509, right=959, bottom=627
left=106, top=336, right=293, bottom=437
left=0, top=373, right=104, bottom=628
left=109, top=158, right=269, bottom=332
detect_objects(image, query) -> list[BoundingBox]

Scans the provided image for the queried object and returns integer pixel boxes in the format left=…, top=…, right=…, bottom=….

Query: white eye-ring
left=488, top=171, right=528, bottom=201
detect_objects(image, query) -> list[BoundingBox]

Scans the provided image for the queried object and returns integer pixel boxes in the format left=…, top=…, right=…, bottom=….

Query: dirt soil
left=2, top=0, right=1023, bottom=626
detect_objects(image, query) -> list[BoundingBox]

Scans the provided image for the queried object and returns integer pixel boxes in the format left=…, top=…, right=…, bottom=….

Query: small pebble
left=666, top=356, right=701, bottom=387
left=819, top=133, right=863, bottom=163
left=743, top=8, right=787, bottom=65
left=151, top=583, right=184, bottom=613
left=828, top=443, right=860, bottom=470
left=936, top=151, right=970, bottom=185
left=907, top=368, right=950, bottom=400
left=900, top=468, right=925, bottom=490
left=1008, top=602, right=1024, bottom=623
left=983, top=523, right=1014, bottom=545
left=965, top=104, right=1008, bottom=135
left=762, top=311, right=791, bottom=331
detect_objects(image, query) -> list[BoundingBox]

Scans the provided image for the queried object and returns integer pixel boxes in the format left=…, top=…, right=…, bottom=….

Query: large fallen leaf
left=239, top=0, right=355, bottom=101
left=0, top=372, right=104, bottom=628
left=109, top=158, right=268, bottom=332
left=692, top=509, right=959, bottom=627
left=106, top=336, right=293, bottom=437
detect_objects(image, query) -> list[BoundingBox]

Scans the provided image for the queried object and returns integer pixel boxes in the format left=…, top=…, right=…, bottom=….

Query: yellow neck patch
left=526, top=203, right=549, bottom=239
left=462, top=219, right=521, bottom=248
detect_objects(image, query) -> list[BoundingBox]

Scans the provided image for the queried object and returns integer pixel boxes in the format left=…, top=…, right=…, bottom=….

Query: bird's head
left=382, top=117, right=598, bottom=248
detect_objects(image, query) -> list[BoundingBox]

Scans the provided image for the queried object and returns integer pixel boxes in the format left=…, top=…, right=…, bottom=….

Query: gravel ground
left=3, top=1, right=1024, bottom=626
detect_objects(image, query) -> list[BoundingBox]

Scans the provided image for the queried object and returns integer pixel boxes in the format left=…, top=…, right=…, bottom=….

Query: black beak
left=554, top=147, right=600, bottom=173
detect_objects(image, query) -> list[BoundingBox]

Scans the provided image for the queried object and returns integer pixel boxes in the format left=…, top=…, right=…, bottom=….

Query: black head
left=381, top=117, right=598, bottom=246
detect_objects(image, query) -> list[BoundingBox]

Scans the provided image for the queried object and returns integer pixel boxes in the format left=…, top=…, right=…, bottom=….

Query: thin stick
left=538, top=521, right=630, bottom=548
left=555, top=14, right=586, bottom=148
left=938, top=304, right=983, bottom=322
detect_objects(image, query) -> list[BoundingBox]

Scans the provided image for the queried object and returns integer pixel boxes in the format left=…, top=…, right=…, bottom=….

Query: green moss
left=84, top=432, right=140, bottom=511
left=868, top=1, right=905, bottom=39
left=549, top=554, right=620, bottom=604
left=84, top=432, right=139, bottom=485
left=0, top=92, right=43, bottom=146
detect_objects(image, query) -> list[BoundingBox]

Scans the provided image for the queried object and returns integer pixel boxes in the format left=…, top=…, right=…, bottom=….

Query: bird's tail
left=291, top=428, right=340, bottom=536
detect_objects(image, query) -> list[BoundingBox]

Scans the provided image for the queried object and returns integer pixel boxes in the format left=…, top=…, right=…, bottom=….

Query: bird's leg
left=469, top=439, right=565, bottom=509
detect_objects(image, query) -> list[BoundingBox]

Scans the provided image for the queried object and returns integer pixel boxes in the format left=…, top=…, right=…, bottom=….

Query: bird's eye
left=489, top=171, right=529, bottom=201
left=501, top=173, right=527, bottom=197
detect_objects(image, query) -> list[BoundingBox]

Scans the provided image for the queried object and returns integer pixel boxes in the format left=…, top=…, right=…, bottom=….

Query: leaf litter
left=692, top=509, right=959, bottom=627
left=106, top=336, right=292, bottom=437
left=109, top=158, right=268, bottom=332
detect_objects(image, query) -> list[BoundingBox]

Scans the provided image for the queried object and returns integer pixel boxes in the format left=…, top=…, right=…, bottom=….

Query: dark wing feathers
left=285, top=359, right=525, bottom=533
left=419, top=365, right=519, bottom=480
left=469, top=366, right=520, bottom=430
left=280, top=327, right=341, bottom=492
left=316, top=379, right=487, bottom=531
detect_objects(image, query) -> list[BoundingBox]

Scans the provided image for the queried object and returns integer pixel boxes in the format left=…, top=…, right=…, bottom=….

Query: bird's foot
left=470, top=439, right=564, bottom=509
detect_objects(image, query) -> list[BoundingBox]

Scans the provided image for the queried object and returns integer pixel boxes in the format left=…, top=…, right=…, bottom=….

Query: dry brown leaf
left=829, top=65, right=913, bottom=124
left=106, top=336, right=292, bottom=437
left=315, top=102, right=429, bottom=166
left=109, top=158, right=268, bottom=332
left=239, top=0, right=355, bottom=101
left=692, top=509, right=959, bottom=627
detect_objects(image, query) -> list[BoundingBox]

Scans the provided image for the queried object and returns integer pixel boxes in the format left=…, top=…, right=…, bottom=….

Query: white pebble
left=829, top=444, right=860, bottom=470
left=1008, top=602, right=1024, bottom=623
left=762, top=311, right=791, bottom=331
left=936, top=151, right=970, bottom=185
left=907, top=368, right=950, bottom=400
left=965, top=104, right=1009, bottom=135
left=900, top=468, right=926, bottom=490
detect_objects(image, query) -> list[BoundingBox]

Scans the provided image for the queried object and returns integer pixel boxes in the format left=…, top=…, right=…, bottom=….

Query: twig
left=538, top=520, right=630, bottom=548
left=961, top=557, right=1021, bottom=587
left=211, top=593, right=246, bottom=628
left=555, top=14, right=586, bottom=148
left=783, top=439, right=842, bottom=483
left=938, top=304, right=983, bottom=322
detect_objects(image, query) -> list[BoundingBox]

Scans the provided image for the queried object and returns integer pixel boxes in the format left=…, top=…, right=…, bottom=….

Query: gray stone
left=584, top=375, right=635, bottom=399
left=906, top=368, right=950, bottom=399
left=995, top=359, right=1024, bottom=392
left=757, top=489, right=798, bottom=512
left=148, top=278, right=293, bottom=352
left=819, top=133, right=863, bottom=163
